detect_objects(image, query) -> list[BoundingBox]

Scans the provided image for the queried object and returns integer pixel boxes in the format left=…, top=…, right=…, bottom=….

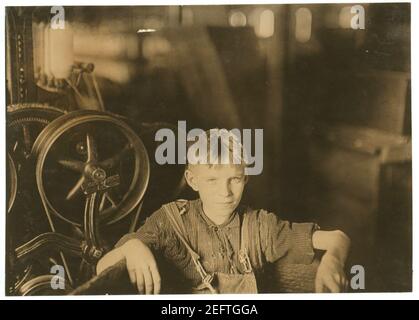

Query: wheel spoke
left=105, top=192, right=117, bottom=208
left=66, top=176, right=85, bottom=200
left=57, top=159, right=85, bottom=172
left=99, top=193, right=107, bottom=212
left=86, top=133, right=98, bottom=162
left=99, top=191, right=117, bottom=212
left=100, top=143, right=131, bottom=169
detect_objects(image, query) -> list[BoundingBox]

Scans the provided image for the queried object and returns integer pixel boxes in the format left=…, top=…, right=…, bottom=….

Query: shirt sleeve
left=258, top=210, right=320, bottom=264
left=114, top=208, right=167, bottom=251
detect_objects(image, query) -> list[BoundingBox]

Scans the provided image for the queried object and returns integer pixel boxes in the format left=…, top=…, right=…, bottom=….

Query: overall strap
left=162, top=202, right=217, bottom=293
left=239, top=212, right=253, bottom=273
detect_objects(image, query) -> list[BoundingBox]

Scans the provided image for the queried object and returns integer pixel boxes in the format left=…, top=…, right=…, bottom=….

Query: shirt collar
left=192, top=198, right=240, bottom=230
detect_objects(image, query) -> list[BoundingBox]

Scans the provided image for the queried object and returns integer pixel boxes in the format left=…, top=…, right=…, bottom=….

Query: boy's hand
left=312, top=230, right=350, bottom=293
left=96, top=239, right=161, bottom=294
left=315, top=253, right=348, bottom=293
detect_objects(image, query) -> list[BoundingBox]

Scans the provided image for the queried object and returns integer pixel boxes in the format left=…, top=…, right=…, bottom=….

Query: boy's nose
left=218, top=181, right=233, bottom=196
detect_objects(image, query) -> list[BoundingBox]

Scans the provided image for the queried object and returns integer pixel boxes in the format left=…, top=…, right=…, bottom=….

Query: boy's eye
left=231, top=177, right=243, bottom=183
left=207, top=178, right=217, bottom=184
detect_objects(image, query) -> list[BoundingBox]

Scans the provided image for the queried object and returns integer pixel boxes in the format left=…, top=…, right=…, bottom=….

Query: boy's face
left=185, top=164, right=247, bottom=223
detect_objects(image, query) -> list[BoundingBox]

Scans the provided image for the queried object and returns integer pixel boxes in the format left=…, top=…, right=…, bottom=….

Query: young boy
left=97, top=129, right=350, bottom=294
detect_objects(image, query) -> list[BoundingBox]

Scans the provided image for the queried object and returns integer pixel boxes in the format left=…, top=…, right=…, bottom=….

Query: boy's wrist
left=325, top=231, right=351, bottom=265
left=313, top=230, right=351, bottom=265
left=322, top=250, right=345, bottom=268
left=121, top=238, right=146, bottom=254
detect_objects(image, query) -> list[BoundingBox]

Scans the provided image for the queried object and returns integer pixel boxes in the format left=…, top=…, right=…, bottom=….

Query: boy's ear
left=184, top=169, right=199, bottom=192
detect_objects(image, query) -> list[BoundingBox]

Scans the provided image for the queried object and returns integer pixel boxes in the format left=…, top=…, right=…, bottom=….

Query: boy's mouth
left=216, top=200, right=235, bottom=205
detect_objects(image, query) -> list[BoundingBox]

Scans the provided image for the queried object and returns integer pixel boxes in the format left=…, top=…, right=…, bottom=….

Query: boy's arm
left=312, top=230, right=351, bottom=293
left=96, top=238, right=161, bottom=295
left=312, top=230, right=351, bottom=265
left=96, top=208, right=168, bottom=294
left=115, top=207, right=167, bottom=250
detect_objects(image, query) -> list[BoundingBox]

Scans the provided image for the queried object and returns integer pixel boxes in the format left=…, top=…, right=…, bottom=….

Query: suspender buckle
left=202, top=274, right=218, bottom=294
left=239, top=250, right=253, bottom=273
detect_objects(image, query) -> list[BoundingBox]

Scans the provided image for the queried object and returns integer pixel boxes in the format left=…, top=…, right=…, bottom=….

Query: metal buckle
left=239, top=250, right=253, bottom=273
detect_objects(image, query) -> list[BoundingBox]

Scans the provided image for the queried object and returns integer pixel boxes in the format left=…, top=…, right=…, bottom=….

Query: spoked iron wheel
left=32, top=110, right=150, bottom=227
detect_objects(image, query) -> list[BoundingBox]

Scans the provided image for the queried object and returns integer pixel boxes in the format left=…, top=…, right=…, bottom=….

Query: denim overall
left=162, top=202, right=258, bottom=294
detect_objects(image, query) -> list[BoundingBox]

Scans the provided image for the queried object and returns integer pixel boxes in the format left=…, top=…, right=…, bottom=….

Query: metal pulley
left=31, top=109, right=150, bottom=227
left=8, top=108, right=151, bottom=295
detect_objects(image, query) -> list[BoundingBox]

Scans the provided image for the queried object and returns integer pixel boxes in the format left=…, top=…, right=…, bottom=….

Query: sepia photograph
left=4, top=2, right=411, bottom=296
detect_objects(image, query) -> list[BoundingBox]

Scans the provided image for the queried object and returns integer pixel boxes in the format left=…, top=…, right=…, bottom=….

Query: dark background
left=6, top=4, right=411, bottom=292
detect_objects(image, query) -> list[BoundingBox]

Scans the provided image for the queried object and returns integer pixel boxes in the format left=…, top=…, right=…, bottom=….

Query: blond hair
left=186, top=128, right=248, bottom=169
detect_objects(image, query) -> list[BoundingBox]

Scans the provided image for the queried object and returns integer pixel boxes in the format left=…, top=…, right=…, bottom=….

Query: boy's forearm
left=97, top=238, right=151, bottom=274
left=312, top=230, right=351, bottom=265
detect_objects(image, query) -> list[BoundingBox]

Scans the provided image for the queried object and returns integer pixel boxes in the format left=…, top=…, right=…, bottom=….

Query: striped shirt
left=116, top=199, right=318, bottom=292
